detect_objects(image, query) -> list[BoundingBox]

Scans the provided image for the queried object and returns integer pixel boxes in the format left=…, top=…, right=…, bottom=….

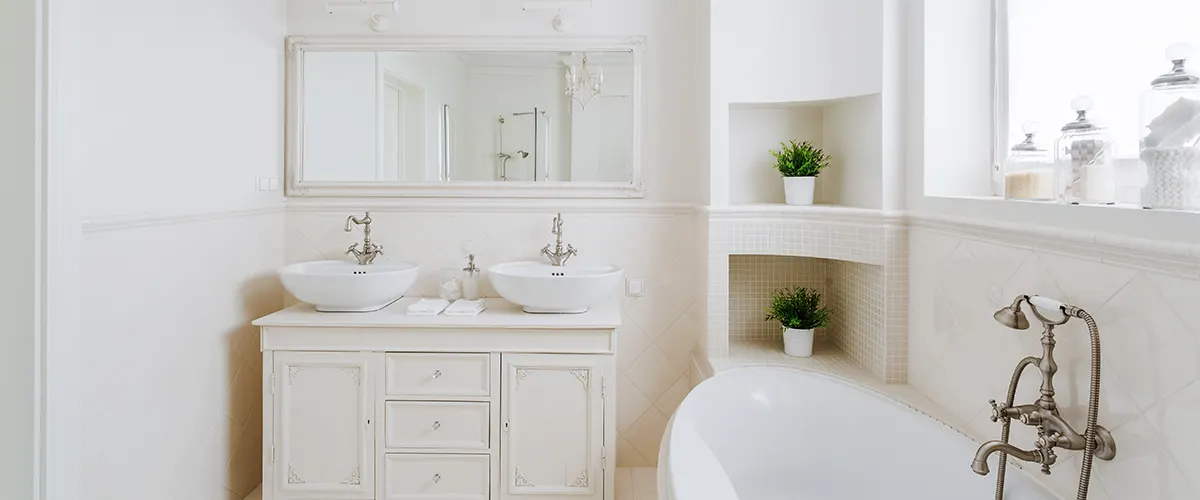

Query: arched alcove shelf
left=703, top=204, right=908, bottom=383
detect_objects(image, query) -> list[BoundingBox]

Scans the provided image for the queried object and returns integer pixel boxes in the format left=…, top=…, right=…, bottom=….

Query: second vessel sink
left=489, top=261, right=623, bottom=314
left=280, top=260, right=419, bottom=312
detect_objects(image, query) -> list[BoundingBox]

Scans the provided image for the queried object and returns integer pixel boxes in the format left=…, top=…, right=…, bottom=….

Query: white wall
left=0, top=0, right=41, bottom=498
left=379, top=52, right=465, bottom=181
left=570, top=61, right=635, bottom=183
left=820, top=95, right=883, bottom=209
left=55, top=0, right=288, bottom=498
left=711, top=0, right=882, bottom=104
left=463, top=64, right=568, bottom=182
left=727, top=105, right=823, bottom=204
left=709, top=0, right=884, bottom=206
left=303, top=52, right=378, bottom=181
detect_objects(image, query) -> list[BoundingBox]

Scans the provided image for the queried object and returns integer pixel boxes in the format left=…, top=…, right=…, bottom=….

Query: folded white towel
left=407, top=298, right=450, bottom=316
left=445, top=299, right=487, bottom=317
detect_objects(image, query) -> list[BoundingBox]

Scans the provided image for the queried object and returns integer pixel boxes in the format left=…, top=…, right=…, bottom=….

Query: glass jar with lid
left=1140, top=42, right=1200, bottom=210
left=1003, top=122, right=1056, bottom=201
left=1055, top=96, right=1116, bottom=204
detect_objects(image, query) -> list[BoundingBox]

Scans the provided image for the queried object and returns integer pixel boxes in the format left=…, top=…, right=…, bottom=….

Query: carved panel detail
left=569, top=368, right=589, bottom=389
left=340, top=366, right=362, bottom=385
left=287, top=465, right=306, bottom=484
left=569, top=468, right=589, bottom=488
left=341, top=466, right=361, bottom=485
left=515, top=368, right=529, bottom=387
left=515, top=468, right=534, bottom=487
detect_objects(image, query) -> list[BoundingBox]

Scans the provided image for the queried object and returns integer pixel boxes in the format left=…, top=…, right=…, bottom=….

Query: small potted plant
left=769, top=140, right=830, bottom=206
left=765, top=286, right=831, bottom=357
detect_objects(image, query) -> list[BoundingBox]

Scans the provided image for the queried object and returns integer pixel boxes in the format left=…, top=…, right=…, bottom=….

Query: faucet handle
left=346, top=243, right=360, bottom=255
left=567, top=244, right=578, bottom=255
left=989, top=400, right=1009, bottom=423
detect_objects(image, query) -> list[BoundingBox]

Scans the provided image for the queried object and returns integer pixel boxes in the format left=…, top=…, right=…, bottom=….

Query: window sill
left=914, top=194, right=1200, bottom=246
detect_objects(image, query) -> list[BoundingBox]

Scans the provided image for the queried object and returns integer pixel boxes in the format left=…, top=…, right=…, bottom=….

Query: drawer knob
left=432, top=370, right=442, bottom=379
left=433, top=473, right=441, bottom=484
left=432, top=421, right=441, bottom=431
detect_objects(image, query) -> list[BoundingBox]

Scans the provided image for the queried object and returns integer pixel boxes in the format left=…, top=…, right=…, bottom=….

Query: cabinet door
left=274, top=351, right=374, bottom=499
left=501, top=354, right=607, bottom=500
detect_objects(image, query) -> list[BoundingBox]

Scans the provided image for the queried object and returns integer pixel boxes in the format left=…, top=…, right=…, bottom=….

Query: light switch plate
left=625, top=278, right=645, bottom=297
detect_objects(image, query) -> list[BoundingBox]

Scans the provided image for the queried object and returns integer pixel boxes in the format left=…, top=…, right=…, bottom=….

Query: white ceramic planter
left=782, top=328, right=815, bottom=357
left=783, top=176, right=816, bottom=206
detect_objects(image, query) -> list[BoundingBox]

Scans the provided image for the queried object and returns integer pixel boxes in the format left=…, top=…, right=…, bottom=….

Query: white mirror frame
left=285, top=35, right=646, bottom=198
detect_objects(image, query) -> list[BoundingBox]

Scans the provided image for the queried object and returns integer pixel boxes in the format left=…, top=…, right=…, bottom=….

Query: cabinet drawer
left=383, top=454, right=489, bottom=500
left=385, top=401, right=490, bottom=451
left=385, top=353, right=490, bottom=397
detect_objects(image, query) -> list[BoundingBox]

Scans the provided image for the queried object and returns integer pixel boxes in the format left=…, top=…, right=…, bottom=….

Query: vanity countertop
left=253, top=297, right=621, bottom=330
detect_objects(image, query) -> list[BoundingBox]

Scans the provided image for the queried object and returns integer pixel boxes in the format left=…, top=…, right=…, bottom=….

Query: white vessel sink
left=489, top=261, right=623, bottom=314
left=280, top=260, right=419, bottom=312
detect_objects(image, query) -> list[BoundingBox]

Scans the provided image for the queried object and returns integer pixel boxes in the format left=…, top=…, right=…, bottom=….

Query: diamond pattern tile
left=909, top=227, right=1200, bottom=500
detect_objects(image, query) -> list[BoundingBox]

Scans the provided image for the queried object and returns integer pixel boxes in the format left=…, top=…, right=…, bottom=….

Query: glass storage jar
left=1055, top=96, right=1116, bottom=204
left=1139, top=42, right=1200, bottom=210
left=1003, top=122, right=1056, bottom=201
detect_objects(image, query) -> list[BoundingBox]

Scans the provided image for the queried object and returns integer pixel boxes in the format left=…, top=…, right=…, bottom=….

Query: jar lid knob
left=1070, top=96, right=1094, bottom=113
left=1153, top=42, right=1199, bottom=86
left=1166, top=42, right=1194, bottom=64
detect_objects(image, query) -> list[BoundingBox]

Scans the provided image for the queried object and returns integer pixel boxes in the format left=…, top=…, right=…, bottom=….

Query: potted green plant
left=769, top=140, right=830, bottom=206
left=765, top=286, right=831, bottom=357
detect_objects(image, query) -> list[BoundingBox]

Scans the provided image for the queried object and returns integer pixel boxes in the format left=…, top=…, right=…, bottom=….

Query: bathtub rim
left=662, top=364, right=1058, bottom=499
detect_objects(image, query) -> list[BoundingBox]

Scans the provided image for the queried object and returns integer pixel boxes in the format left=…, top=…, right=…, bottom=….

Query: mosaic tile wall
left=707, top=213, right=909, bottom=383
left=728, top=255, right=828, bottom=340
left=828, top=260, right=885, bottom=379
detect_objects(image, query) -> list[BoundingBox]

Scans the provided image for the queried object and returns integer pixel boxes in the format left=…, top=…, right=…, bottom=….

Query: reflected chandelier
left=564, top=53, right=603, bottom=109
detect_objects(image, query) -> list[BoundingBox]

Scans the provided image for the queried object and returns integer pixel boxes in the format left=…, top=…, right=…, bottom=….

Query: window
left=997, top=0, right=1200, bottom=202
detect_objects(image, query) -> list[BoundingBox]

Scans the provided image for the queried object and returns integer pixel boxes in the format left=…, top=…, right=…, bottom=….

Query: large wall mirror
left=286, top=36, right=645, bottom=197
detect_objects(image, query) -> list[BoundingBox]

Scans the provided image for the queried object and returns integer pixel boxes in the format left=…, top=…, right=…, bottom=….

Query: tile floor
left=616, top=467, right=659, bottom=500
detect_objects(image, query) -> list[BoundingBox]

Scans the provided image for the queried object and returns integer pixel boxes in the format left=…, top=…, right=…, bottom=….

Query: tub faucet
left=974, top=295, right=1117, bottom=500
left=540, top=213, right=577, bottom=267
left=345, top=211, right=384, bottom=265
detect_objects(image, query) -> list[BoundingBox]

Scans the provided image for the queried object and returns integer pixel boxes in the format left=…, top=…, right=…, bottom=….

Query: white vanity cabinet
left=254, top=298, right=619, bottom=500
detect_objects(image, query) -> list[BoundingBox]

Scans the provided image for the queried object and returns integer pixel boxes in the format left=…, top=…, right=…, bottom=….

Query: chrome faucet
left=344, top=211, right=384, bottom=265
left=540, top=213, right=577, bottom=267
left=973, top=294, right=1117, bottom=500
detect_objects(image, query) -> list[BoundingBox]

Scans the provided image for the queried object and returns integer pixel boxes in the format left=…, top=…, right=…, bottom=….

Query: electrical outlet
left=625, top=278, right=645, bottom=297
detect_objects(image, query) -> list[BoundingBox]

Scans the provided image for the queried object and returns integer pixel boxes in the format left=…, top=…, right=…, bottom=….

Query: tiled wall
left=285, top=207, right=701, bottom=466
left=728, top=255, right=828, bottom=340
left=827, top=260, right=884, bottom=376
left=909, top=224, right=1200, bottom=499
left=707, top=212, right=908, bottom=382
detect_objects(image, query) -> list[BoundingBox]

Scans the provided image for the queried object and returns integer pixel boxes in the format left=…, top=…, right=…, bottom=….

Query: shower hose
left=993, top=307, right=1102, bottom=500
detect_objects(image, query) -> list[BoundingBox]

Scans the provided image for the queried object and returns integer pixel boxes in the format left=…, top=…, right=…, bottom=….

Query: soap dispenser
left=461, top=254, right=481, bottom=301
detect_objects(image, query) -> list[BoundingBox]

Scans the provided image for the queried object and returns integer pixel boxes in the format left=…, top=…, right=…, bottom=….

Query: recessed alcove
left=728, top=95, right=883, bottom=209
left=705, top=206, right=907, bottom=383
left=728, top=254, right=885, bottom=362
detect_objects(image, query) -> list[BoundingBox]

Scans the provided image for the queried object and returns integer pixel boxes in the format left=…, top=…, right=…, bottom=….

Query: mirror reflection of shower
left=496, top=108, right=551, bottom=182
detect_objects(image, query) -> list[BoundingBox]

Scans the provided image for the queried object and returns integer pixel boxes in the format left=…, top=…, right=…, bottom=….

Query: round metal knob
left=432, top=370, right=442, bottom=379
left=433, top=473, right=441, bottom=483
left=432, top=421, right=441, bottom=431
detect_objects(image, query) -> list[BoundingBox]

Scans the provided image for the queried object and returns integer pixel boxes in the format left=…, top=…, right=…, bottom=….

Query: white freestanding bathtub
left=658, top=367, right=1060, bottom=500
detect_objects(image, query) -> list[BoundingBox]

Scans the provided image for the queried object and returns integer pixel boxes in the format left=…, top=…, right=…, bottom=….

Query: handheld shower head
left=993, top=296, right=1031, bottom=330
